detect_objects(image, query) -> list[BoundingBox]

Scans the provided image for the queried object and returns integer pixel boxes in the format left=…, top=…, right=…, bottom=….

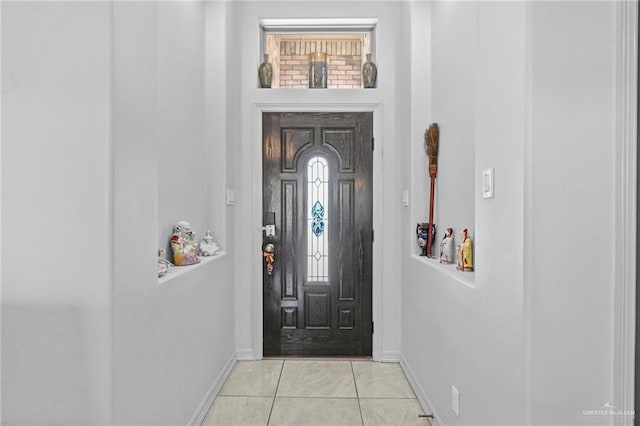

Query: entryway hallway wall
left=2, top=2, right=235, bottom=425
left=0, top=1, right=632, bottom=426
left=402, top=2, right=628, bottom=425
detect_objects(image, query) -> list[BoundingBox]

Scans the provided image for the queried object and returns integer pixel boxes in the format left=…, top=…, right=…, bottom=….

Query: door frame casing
left=614, top=1, right=638, bottom=423
left=250, top=103, right=383, bottom=361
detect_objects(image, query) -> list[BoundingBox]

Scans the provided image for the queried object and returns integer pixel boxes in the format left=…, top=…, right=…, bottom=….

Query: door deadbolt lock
left=263, top=212, right=276, bottom=237
left=264, top=225, right=276, bottom=237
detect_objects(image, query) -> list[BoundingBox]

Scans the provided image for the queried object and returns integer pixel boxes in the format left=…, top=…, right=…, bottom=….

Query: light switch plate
left=402, top=190, right=409, bottom=207
left=452, top=385, right=460, bottom=417
left=226, top=189, right=235, bottom=205
left=482, top=168, right=494, bottom=199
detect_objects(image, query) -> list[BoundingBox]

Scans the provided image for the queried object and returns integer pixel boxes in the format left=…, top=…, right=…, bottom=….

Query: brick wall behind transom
left=279, top=39, right=363, bottom=89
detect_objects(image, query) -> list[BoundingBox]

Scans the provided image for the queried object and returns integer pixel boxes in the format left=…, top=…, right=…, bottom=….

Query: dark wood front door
left=263, top=112, right=373, bottom=356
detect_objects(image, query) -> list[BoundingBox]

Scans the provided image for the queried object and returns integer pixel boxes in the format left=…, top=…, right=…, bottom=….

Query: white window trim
left=260, top=18, right=377, bottom=61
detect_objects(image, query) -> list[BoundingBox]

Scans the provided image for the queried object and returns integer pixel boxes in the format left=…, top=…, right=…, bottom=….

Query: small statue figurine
left=199, top=230, right=219, bottom=257
left=456, top=228, right=473, bottom=271
left=170, top=221, right=200, bottom=266
left=416, top=222, right=436, bottom=257
left=439, top=228, right=454, bottom=264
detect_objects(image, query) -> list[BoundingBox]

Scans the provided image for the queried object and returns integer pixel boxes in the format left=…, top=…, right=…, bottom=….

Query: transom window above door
left=260, top=18, right=377, bottom=89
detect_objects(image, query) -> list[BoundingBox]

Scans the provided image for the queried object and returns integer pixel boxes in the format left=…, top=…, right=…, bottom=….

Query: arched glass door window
left=307, top=156, right=329, bottom=281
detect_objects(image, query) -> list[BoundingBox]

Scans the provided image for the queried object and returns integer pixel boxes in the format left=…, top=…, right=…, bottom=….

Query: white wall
left=421, top=1, right=476, bottom=246
left=112, top=2, right=235, bottom=424
left=528, top=2, right=617, bottom=424
left=2, top=1, right=236, bottom=424
left=158, top=2, right=207, bottom=255
left=402, top=1, right=621, bottom=426
left=157, top=0, right=230, bottom=255
left=1, top=3, right=112, bottom=424
left=228, top=1, right=406, bottom=361
left=402, top=2, right=527, bottom=425
left=207, top=1, right=233, bottom=252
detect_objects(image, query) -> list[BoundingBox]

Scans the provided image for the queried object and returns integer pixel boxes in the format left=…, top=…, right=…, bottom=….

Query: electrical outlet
left=451, top=385, right=460, bottom=417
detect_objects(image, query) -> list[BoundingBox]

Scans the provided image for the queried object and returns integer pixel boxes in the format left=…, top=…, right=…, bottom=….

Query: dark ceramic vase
left=309, top=52, right=328, bottom=88
left=258, top=54, right=273, bottom=88
left=362, top=53, right=377, bottom=88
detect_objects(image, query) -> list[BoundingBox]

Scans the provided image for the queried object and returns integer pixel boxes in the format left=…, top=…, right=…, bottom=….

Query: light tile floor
left=202, top=360, right=432, bottom=426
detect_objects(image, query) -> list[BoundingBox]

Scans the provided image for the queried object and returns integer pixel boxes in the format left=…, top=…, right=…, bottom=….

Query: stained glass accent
left=307, top=156, right=329, bottom=281
left=312, top=220, right=325, bottom=237
left=311, top=201, right=325, bottom=237
left=312, top=201, right=324, bottom=219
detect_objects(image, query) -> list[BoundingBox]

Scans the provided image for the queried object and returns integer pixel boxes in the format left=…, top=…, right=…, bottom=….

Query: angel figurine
left=170, top=221, right=200, bottom=266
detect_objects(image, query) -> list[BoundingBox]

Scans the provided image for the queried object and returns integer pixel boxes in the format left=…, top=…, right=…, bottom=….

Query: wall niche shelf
left=158, top=252, right=226, bottom=285
left=411, top=254, right=476, bottom=288
left=252, top=87, right=381, bottom=104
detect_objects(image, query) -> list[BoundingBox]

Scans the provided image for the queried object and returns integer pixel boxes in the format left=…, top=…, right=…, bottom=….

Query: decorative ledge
left=158, top=252, right=226, bottom=285
left=411, top=254, right=476, bottom=288
left=251, top=87, right=382, bottom=106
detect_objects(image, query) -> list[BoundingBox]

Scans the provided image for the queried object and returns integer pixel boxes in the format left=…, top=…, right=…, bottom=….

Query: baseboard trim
left=400, top=353, right=444, bottom=426
left=235, top=349, right=257, bottom=361
left=188, top=352, right=237, bottom=426
left=380, top=350, right=401, bottom=363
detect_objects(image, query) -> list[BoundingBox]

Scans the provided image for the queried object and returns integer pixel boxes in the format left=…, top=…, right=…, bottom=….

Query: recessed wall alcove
left=409, top=1, right=476, bottom=287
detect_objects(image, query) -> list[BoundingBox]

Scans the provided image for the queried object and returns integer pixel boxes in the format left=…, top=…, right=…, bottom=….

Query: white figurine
left=199, top=230, right=219, bottom=257
left=158, top=248, right=172, bottom=277
left=439, top=228, right=454, bottom=264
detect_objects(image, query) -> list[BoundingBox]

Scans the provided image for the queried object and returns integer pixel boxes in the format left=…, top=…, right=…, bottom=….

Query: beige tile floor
left=202, top=360, right=432, bottom=426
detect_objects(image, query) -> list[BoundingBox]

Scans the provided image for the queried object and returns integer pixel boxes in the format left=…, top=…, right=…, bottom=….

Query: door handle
left=263, top=243, right=275, bottom=275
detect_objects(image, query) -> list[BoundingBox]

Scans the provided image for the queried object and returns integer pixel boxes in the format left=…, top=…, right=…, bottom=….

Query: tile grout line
left=351, top=361, right=365, bottom=426
left=266, top=360, right=286, bottom=425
